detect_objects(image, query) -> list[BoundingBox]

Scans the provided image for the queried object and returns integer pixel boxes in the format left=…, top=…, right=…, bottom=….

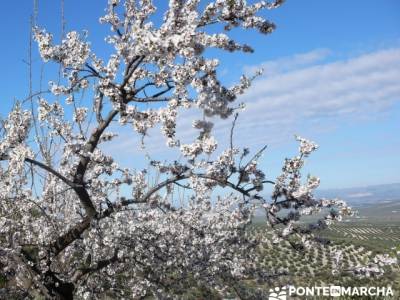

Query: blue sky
left=0, top=0, right=399, bottom=189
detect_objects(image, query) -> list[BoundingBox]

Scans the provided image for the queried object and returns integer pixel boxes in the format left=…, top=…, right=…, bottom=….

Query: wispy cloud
left=105, top=47, right=400, bottom=162
left=219, top=47, right=400, bottom=147
left=244, top=48, right=332, bottom=76
left=347, top=192, right=373, bottom=198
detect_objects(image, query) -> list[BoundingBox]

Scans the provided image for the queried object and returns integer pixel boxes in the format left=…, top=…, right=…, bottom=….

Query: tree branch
left=0, top=155, right=81, bottom=189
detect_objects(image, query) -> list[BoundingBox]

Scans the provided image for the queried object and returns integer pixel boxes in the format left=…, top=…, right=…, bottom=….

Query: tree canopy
left=1, top=1, right=383, bottom=299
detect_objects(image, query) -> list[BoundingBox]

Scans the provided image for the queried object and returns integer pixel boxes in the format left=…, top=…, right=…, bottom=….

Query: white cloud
left=105, top=47, right=400, bottom=161
left=217, top=47, right=400, bottom=147
left=244, top=48, right=331, bottom=76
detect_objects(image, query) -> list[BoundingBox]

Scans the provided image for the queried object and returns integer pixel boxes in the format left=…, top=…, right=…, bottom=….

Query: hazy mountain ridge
left=316, top=183, right=400, bottom=207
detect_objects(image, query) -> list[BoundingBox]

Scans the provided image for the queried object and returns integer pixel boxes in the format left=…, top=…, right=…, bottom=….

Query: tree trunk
left=44, top=272, right=75, bottom=300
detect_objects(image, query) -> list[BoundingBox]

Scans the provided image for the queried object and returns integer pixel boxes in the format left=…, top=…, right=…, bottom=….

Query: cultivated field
left=242, top=201, right=400, bottom=299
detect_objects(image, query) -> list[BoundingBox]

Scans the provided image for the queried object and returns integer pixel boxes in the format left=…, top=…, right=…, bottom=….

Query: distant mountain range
left=316, top=183, right=400, bottom=207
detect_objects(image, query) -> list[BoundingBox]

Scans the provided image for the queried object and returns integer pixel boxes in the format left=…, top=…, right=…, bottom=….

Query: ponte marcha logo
left=268, top=286, right=287, bottom=300
left=267, top=285, right=394, bottom=299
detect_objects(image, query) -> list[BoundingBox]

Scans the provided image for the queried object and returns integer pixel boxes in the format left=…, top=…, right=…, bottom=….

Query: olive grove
left=0, top=0, right=382, bottom=299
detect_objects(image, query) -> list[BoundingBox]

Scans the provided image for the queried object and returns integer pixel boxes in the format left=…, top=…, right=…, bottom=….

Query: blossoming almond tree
left=0, top=0, right=360, bottom=299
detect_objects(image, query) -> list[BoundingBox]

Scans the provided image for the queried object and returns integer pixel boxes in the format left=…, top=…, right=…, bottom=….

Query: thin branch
left=245, top=180, right=275, bottom=192
left=236, top=144, right=268, bottom=187
left=121, top=55, right=144, bottom=89
left=0, top=155, right=80, bottom=189
left=230, top=112, right=239, bottom=152
left=72, top=249, right=119, bottom=282
left=130, top=96, right=172, bottom=103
